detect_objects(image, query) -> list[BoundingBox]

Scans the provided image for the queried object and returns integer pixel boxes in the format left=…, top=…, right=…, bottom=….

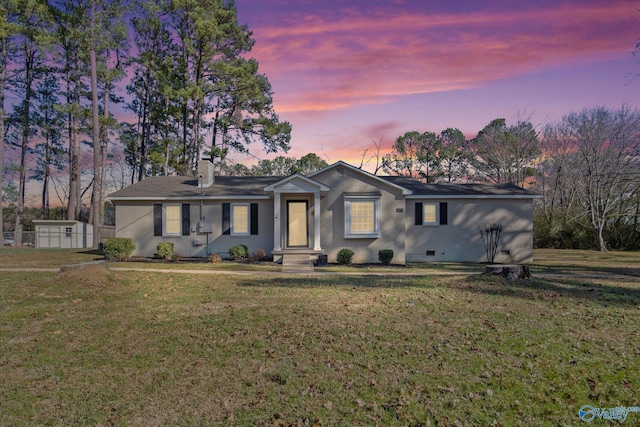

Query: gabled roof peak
left=264, top=173, right=330, bottom=193
left=309, top=161, right=413, bottom=195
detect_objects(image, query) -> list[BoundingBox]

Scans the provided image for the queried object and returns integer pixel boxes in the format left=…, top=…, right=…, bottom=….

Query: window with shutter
left=415, top=202, right=448, bottom=226
left=223, top=203, right=258, bottom=236
left=154, top=204, right=190, bottom=237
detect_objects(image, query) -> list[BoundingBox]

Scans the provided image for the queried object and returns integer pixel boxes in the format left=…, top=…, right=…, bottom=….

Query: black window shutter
left=222, top=203, right=230, bottom=235
left=250, top=203, right=258, bottom=235
left=414, top=202, right=423, bottom=225
left=182, top=204, right=190, bottom=235
left=440, top=202, right=448, bottom=225
left=153, top=204, right=162, bottom=236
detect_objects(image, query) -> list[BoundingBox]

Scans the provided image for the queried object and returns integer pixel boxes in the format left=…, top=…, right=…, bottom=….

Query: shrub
left=103, top=238, right=135, bottom=261
left=249, top=248, right=266, bottom=262
left=337, top=248, right=355, bottom=265
left=170, top=253, right=180, bottom=263
left=480, top=223, right=503, bottom=263
left=229, top=244, right=249, bottom=260
left=156, top=242, right=174, bottom=259
left=378, top=249, right=394, bottom=265
left=208, top=253, right=222, bottom=264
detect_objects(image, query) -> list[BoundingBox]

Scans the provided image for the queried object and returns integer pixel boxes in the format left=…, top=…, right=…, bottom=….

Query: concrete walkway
left=0, top=264, right=635, bottom=279
left=107, top=266, right=472, bottom=276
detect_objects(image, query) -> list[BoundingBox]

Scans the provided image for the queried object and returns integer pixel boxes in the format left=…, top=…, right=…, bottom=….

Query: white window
left=232, top=204, right=250, bottom=235
left=415, top=202, right=447, bottom=226
left=154, top=203, right=189, bottom=237
left=164, top=204, right=182, bottom=235
left=423, top=203, right=438, bottom=225
left=345, top=197, right=380, bottom=238
left=65, top=227, right=73, bottom=238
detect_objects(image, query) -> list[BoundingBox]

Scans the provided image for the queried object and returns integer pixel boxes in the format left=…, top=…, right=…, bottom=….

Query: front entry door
left=287, top=201, right=308, bottom=247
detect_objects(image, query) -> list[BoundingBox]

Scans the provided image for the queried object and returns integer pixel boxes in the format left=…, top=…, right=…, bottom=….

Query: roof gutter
left=405, top=194, right=541, bottom=199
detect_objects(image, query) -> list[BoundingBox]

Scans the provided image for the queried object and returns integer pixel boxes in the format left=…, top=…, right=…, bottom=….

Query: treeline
left=380, top=118, right=539, bottom=186
left=0, top=0, right=291, bottom=243
left=380, top=106, right=640, bottom=251
left=535, top=106, right=640, bottom=251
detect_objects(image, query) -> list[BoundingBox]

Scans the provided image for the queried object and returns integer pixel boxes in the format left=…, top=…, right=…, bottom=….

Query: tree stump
left=483, top=264, right=531, bottom=282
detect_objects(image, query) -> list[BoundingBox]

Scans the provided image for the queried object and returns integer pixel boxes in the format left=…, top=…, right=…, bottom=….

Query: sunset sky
left=232, top=0, right=639, bottom=168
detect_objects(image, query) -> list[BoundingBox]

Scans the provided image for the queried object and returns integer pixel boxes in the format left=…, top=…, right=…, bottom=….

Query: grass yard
left=0, top=248, right=639, bottom=425
left=0, top=247, right=105, bottom=268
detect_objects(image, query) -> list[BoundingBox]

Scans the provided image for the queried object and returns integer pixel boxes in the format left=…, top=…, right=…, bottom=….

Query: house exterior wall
left=405, top=198, right=534, bottom=263
left=204, top=199, right=274, bottom=257
left=111, top=163, right=535, bottom=264
left=313, top=166, right=407, bottom=264
left=115, top=199, right=274, bottom=258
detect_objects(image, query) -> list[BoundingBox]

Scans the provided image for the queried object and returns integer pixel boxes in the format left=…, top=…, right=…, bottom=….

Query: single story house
left=108, top=160, right=537, bottom=265
left=33, top=220, right=94, bottom=249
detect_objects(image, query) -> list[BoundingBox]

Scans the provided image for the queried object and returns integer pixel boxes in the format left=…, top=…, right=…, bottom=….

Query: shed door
left=39, top=226, right=61, bottom=248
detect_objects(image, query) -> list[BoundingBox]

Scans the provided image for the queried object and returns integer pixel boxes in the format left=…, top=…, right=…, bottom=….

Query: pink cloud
left=362, top=121, right=403, bottom=141
left=248, top=1, right=637, bottom=113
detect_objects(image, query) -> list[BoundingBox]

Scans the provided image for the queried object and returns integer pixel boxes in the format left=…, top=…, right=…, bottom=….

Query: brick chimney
left=197, top=158, right=215, bottom=187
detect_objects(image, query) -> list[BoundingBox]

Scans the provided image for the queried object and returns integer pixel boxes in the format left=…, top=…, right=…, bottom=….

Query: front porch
left=265, top=174, right=329, bottom=272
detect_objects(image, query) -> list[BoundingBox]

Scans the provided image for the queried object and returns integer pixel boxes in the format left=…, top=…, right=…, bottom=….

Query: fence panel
left=2, top=231, right=35, bottom=246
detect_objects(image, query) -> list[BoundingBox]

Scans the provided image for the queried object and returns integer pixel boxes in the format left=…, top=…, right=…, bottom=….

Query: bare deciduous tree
left=568, top=106, right=640, bottom=251
left=357, top=135, right=386, bottom=175
left=539, top=106, right=640, bottom=251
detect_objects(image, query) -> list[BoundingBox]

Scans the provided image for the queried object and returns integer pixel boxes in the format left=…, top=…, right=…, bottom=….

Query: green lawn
left=0, top=247, right=105, bottom=268
left=0, top=250, right=638, bottom=425
left=2, top=246, right=639, bottom=277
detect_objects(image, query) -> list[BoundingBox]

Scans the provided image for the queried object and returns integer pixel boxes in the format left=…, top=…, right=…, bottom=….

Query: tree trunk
left=67, top=51, right=81, bottom=220
left=484, top=265, right=531, bottom=282
left=597, top=225, right=608, bottom=252
left=89, top=0, right=101, bottom=247
left=15, top=42, right=35, bottom=246
left=42, top=126, right=51, bottom=219
left=99, top=75, right=111, bottom=232
left=0, top=35, right=6, bottom=240
left=137, top=69, right=151, bottom=182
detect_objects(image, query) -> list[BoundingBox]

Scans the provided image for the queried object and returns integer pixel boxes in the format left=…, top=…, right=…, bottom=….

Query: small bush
left=156, top=242, right=174, bottom=259
left=249, top=248, right=266, bottom=262
left=337, top=248, right=355, bottom=265
left=208, top=253, right=222, bottom=264
left=103, top=238, right=135, bottom=261
left=378, top=249, right=394, bottom=265
left=229, top=244, right=249, bottom=260
left=170, top=253, right=180, bottom=263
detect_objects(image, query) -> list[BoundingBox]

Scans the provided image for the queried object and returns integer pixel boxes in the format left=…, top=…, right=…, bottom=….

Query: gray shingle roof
left=109, top=176, right=283, bottom=199
left=108, top=173, right=537, bottom=200
left=379, top=176, right=537, bottom=197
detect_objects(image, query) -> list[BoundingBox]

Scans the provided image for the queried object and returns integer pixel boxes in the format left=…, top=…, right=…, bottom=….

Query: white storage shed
left=33, top=220, right=94, bottom=249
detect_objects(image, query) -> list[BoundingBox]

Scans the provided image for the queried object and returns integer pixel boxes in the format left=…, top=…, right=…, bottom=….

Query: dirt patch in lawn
left=56, top=262, right=116, bottom=285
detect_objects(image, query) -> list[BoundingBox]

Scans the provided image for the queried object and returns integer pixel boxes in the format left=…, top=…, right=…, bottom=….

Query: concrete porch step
left=281, top=253, right=315, bottom=273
